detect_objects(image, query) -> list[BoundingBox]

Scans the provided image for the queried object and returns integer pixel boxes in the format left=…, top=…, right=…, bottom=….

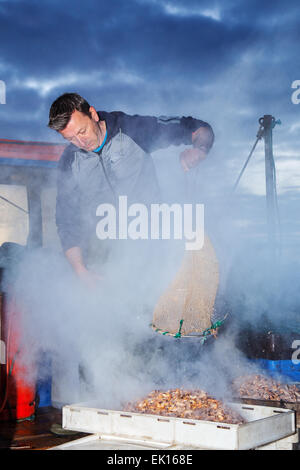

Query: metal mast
left=259, top=115, right=280, bottom=252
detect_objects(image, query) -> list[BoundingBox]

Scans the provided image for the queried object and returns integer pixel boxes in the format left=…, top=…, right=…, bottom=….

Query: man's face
left=60, top=107, right=102, bottom=152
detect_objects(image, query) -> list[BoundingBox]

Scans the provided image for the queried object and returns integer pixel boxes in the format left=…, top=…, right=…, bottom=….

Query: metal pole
left=26, top=179, right=43, bottom=248
left=259, top=115, right=278, bottom=251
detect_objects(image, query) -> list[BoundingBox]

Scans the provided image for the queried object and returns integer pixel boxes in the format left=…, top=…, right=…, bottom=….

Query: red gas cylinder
left=0, top=293, right=37, bottom=421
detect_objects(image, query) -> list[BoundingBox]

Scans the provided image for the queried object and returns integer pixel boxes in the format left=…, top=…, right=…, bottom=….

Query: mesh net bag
left=152, top=234, right=220, bottom=337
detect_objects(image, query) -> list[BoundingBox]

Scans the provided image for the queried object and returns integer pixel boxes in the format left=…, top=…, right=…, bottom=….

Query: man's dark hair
left=48, top=93, right=92, bottom=131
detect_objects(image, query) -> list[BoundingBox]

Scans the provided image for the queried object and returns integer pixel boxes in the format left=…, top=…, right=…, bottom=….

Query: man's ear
left=89, top=106, right=99, bottom=122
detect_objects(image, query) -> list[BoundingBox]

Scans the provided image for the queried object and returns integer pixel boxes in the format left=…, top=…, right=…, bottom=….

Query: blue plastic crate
left=35, top=352, right=52, bottom=408
left=36, top=378, right=52, bottom=407
left=251, top=358, right=300, bottom=383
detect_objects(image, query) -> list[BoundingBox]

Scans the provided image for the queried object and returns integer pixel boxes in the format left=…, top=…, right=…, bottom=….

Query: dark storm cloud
left=0, top=1, right=300, bottom=394
left=0, top=0, right=253, bottom=81
left=222, top=0, right=300, bottom=27
left=0, top=0, right=299, bottom=148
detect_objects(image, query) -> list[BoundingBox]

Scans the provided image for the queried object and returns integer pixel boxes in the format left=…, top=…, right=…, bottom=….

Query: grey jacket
left=56, top=111, right=212, bottom=256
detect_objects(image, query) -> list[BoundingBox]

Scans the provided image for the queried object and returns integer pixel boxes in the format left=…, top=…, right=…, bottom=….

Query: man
left=48, top=93, right=214, bottom=287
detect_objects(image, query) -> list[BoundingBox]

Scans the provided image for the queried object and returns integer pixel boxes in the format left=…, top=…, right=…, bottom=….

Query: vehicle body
left=0, top=138, right=65, bottom=421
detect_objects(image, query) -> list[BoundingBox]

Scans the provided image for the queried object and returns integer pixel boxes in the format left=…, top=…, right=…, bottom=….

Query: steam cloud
left=1, top=10, right=299, bottom=403
left=5, top=124, right=300, bottom=410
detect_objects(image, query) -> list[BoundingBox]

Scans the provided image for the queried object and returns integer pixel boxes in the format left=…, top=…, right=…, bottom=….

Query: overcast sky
left=0, top=0, right=299, bottom=201
left=1, top=0, right=300, bottom=354
left=1, top=1, right=300, bottom=392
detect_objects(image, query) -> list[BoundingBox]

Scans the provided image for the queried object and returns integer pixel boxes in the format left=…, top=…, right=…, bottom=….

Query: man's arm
left=180, top=125, right=214, bottom=171
left=56, top=147, right=103, bottom=286
left=56, top=146, right=82, bottom=253
left=56, top=147, right=86, bottom=272
left=65, top=246, right=86, bottom=275
left=65, top=246, right=102, bottom=287
left=114, top=112, right=212, bottom=151
left=112, top=112, right=214, bottom=170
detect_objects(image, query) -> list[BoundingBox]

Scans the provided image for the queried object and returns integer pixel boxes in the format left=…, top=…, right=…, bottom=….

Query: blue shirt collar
left=93, top=129, right=107, bottom=153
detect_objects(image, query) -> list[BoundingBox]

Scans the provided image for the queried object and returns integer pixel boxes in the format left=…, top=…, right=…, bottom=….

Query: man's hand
left=76, top=266, right=103, bottom=290
left=180, top=125, right=214, bottom=172
left=180, top=147, right=207, bottom=172
left=65, top=246, right=103, bottom=289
